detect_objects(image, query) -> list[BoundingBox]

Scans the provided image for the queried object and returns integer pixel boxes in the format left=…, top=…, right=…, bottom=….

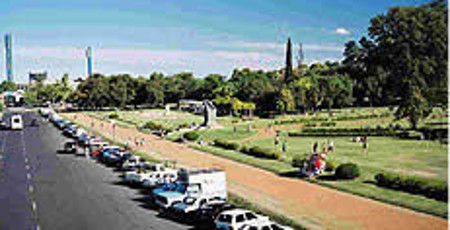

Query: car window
left=236, top=214, right=245, bottom=223
left=271, top=224, right=283, bottom=230
left=218, top=214, right=232, bottom=223
left=245, top=212, right=257, bottom=220
left=262, top=226, right=271, bottom=230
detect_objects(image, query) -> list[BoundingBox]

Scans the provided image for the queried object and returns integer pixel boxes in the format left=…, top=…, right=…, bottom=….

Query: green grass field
left=86, top=107, right=448, bottom=217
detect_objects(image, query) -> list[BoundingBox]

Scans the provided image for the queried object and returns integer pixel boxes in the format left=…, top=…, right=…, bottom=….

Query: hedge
left=288, top=128, right=411, bottom=138
left=374, top=172, right=448, bottom=202
left=335, top=163, right=360, bottom=179
left=273, top=113, right=390, bottom=126
left=108, top=113, right=119, bottom=119
left=214, top=139, right=240, bottom=150
left=141, top=121, right=173, bottom=133
left=183, top=131, right=200, bottom=141
left=241, top=146, right=280, bottom=160
left=292, top=155, right=308, bottom=168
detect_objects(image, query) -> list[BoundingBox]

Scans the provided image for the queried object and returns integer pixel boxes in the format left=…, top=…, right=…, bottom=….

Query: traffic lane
left=0, top=116, right=34, bottom=230
left=24, top=112, right=192, bottom=230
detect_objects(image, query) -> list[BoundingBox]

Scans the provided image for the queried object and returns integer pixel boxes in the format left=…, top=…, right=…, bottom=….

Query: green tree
left=284, top=37, right=293, bottom=83
left=368, top=0, right=447, bottom=128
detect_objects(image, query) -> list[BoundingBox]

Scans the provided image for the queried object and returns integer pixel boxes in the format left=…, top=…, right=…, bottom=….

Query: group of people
left=312, top=140, right=334, bottom=155
left=124, top=137, right=145, bottom=150
left=274, top=132, right=288, bottom=152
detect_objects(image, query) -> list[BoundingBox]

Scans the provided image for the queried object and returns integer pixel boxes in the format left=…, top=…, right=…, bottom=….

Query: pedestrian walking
left=274, top=136, right=279, bottom=146
left=362, top=136, right=368, bottom=155
left=312, top=142, right=318, bottom=153
left=282, top=141, right=287, bottom=152
left=233, top=126, right=237, bottom=133
left=327, top=140, right=334, bottom=153
left=140, top=138, right=145, bottom=146
left=125, top=140, right=130, bottom=150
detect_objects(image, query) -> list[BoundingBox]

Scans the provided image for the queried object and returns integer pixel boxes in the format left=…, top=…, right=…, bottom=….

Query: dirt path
left=66, top=113, right=447, bottom=230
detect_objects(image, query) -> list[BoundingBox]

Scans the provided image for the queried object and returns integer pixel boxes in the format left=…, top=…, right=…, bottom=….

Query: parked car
left=172, top=196, right=226, bottom=215
left=215, top=209, right=268, bottom=230
left=196, top=199, right=235, bottom=222
left=123, top=164, right=166, bottom=185
left=121, top=156, right=142, bottom=170
left=240, top=220, right=293, bottom=230
left=154, top=168, right=226, bottom=209
left=141, top=168, right=178, bottom=188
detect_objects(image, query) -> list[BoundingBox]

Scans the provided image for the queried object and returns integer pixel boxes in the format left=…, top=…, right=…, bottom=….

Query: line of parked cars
left=39, top=108, right=293, bottom=230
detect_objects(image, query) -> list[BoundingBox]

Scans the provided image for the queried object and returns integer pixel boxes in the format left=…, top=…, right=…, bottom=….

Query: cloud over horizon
left=334, top=28, right=351, bottom=35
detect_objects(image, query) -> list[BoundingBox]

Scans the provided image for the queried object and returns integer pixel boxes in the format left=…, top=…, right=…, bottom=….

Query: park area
left=85, top=106, right=448, bottom=218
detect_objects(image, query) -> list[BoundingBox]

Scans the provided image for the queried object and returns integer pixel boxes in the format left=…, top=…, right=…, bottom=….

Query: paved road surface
left=0, top=110, right=193, bottom=230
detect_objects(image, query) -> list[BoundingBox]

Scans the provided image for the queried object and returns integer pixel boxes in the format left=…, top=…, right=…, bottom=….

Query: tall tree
left=284, top=37, right=293, bottom=83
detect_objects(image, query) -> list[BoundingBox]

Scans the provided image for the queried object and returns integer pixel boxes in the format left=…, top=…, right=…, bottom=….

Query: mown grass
left=193, top=140, right=448, bottom=218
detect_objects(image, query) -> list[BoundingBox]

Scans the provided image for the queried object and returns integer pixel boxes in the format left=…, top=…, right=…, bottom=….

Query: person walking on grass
left=327, top=139, right=334, bottom=153
left=282, top=140, right=287, bottom=152
left=362, top=136, right=368, bottom=155
left=312, top=141, right=318, bottom=153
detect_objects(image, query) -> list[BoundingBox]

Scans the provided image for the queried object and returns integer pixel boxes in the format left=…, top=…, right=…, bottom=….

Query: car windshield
left=13, top=118, right=20, bottom=123
left=218, top=214, right=232, bottom=223
left=245, top=212, right=257, bottom=220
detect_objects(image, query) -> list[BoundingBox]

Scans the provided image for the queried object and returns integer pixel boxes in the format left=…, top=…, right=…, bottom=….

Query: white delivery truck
left=154, top=168, right=227, bottom=210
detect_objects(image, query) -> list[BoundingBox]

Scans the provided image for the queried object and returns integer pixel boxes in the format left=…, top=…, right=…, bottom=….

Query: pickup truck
left=153, top=168, right=227, bottom=210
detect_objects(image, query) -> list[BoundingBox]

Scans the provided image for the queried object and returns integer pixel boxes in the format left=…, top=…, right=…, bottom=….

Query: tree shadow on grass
left=315, top=175, right=338, bottom=181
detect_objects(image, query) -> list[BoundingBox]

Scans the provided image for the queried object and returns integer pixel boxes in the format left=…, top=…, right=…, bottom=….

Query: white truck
left=154, top=168, right=227, bottom=210
left=124, top=164, right=168, bottom=185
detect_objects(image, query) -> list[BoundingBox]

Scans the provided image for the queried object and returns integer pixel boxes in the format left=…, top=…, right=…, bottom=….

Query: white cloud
left=334, top=28, right=351, bottom=35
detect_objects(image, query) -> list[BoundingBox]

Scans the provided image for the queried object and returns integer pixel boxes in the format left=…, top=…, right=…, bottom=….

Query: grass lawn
left=245, top=136, right=447, bottom=180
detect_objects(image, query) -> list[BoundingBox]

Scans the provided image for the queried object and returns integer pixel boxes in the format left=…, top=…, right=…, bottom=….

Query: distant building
left=4, top=34, right=13, bottom=82
left=86, top=46, right=93, bottom=77
left=29, top=72, right=48, bottom=84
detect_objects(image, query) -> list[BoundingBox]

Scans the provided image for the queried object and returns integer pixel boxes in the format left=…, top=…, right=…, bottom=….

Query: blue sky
left=0, top=0, right=428, bottom=82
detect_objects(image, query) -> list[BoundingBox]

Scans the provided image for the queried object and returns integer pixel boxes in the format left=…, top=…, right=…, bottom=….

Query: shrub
left=177, top=123, right=190, bottom=129
left=292, top=155, right=308, bottom=168
left=325, top=159, right=337, bottom=172
left=183, top=131, right=200, bottom=141
left=335, top=163, right=360, bottom=179
left=142, top=121, right=163, bottom=130
left=214, top=139, right=240, bottom=150
left=108, top=113, right=119, bottom=119
left=240, top=146, right=280, bottom=160
left=374, top=172, right=448, bottom=202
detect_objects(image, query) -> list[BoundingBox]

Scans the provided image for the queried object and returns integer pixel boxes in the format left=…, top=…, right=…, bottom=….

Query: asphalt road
left=0, top=110, right=195, bottom=230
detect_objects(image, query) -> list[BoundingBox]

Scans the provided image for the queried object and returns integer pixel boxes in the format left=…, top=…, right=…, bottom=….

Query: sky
left=0, top=0, right=429, bottom=82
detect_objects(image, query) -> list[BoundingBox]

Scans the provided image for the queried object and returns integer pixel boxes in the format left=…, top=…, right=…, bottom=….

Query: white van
left=11, top=115, right=24, bottom=130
